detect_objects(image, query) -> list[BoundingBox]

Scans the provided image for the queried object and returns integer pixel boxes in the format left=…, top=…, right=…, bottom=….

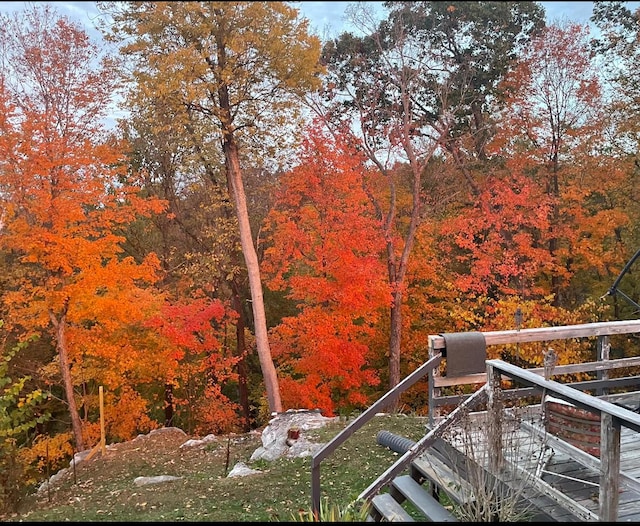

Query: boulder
left=250, top=409, right=337, bottom=462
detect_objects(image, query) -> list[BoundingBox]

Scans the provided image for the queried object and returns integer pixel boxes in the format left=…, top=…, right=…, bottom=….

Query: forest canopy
left=0, top=0, right=639, bottom=513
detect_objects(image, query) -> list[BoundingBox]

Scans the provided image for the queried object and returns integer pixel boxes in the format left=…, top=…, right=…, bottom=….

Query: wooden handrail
left=486, top=359, right=640, bottom=433
left=487, top=359, right=640, bottom=521
left=429, top=319, right=640, bottom=350
left=311, top=319, right=640, bottom=521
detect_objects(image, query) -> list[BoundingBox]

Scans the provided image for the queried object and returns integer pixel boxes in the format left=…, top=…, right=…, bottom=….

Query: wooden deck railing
left=486, top=359, right=640, bottom=521
left=311, top=319, right=640, bottom=521
left=427, top=319, right=640, bottom=420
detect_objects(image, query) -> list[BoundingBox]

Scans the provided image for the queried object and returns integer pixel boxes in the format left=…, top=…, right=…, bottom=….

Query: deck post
left=428, top=335, right=437, bottom=427
left=486, top=362, right=504, bottom=473
left=599, top=412, right=620, bottom=521
left=596, top=335, right=610, bottom=397
left=311, top=463, right=320, bottom=520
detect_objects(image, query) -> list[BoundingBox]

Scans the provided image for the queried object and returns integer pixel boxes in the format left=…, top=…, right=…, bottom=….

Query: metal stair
left=366, top=431, right=460, bottom=522
left=369, top=474, right=458, bottom=521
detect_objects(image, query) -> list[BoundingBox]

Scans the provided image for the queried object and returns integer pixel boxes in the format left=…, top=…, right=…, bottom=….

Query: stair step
left=370, top=492, right=415, bottom=522
left=412, top=451, right=475, bottom=506
left=391, top=475, right=458, bottom=522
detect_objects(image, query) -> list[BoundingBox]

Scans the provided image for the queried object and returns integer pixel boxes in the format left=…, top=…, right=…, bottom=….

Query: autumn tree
left=316, top=5, right=458, bottom=397
left=261, top=124, right=390, bottom=414
left=421, top=20, right=632, bottom=371
left=313, top=2, right=546, bottom=398
left=145, top=296, right=241, bottom=434
left=591, top=1, right=640, bottom=287
left=118, top=102, right=255, bottom=427
left=100, top=1, right=325, bottom=414
left=592, top=1, right=640, bottom=152
left=0, top=4, right=164, bottom=452
left=384, top=1, right=545, bottom=189
left=493, top=22, right=628, bottom=308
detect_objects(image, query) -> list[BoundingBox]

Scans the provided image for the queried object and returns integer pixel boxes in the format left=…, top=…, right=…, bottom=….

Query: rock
left=38, top=448, right=95, bottom=494
left=250, top=409, right=337, bottom=462
left=149, top=427, right=187, bottom=437
left=133, top=427, right=187, bottom=442
left=227, top=462, right=262, bottom=478
left=70, top=449, right=92, bottom=468
left=180, top=434, right=217, bottom=449
left=133, top=475, right=182, bottom=486
left=286, top=439, right=324, bottom=458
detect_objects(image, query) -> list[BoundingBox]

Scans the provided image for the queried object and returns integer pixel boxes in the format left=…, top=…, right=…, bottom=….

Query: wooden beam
left=521, top=420, right=640, bottom=494
left=487, top=359, right=640, bottom=433
left=505, top=458, right=598, bottom=521
left=429, top=319, right=640, bottom=350
left=600, top=413, right=620, bottom=521
left=433, top=372, right=486, bottom=387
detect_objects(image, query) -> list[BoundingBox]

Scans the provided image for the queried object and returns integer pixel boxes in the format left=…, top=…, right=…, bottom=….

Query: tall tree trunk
left=213, top=30, right=282, bottom=415
left=549, top=155, right=561, bottom=307
left=222, top=134, right=282, bottom=414
left=386, top=111, right=438, bottom=404
left=387, top=220, right=418, bottom=405
left=49, top=309, right=85, bottom=452
left=388, top=289, right=403, bottom=396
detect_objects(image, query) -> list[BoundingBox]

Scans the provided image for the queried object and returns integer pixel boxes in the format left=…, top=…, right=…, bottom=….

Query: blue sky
left=295, top=1, right=615, bottom=37
left=1, top=1, right=639, bottom=41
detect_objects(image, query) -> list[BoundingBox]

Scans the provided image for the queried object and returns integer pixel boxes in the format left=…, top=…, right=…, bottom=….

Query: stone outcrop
left=249, top=409, right=337, bottom=462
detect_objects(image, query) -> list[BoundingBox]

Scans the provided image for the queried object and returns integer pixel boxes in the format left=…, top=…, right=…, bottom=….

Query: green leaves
left=0, top=330, right=50, bottom=440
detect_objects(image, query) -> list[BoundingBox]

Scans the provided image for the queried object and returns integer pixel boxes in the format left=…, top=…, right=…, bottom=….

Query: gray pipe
left=377, top=430, right=416, bottom=454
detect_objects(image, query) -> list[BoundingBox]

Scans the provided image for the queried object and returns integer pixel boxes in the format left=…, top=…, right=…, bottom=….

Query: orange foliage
left=437, top=22, right=628, bottom=341
left=18, top=432, right=75, bottom=484
left=439, top=170, right=553, bottom=298
left=262, top=123, right=391, bottom=415
left=145, top=297, right=241, bottom=434
left=486, top=21, right=628, bottom=298
left=0, top=5, right=167, bottom=446
left=102, top=386, right=158, bottom=442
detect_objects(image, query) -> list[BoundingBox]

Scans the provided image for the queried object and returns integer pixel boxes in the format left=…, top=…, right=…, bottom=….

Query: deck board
left=431, top=399, right=640, bottom=522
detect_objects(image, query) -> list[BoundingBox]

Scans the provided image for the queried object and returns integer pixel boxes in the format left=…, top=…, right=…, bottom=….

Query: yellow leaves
left=110, top=1, right=323, bottom=161
left=19, top=431, right=74, bottom=480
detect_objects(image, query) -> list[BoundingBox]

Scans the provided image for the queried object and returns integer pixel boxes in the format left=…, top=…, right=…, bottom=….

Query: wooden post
left=596, top=335, right=610, bottom=397
left=486, top=362, right=503, bottom=473
left=599, top=412, right=620, bottom=521
left=311, top=463, right=321, bottom=520
left=99, top=385, right=106, bottom=456
left=428, top=336, right=437, bottom=427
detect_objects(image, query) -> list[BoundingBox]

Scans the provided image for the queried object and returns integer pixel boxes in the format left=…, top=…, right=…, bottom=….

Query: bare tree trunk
left=388, top=289, right=403, bottom=395
left=49, top=309, right=85, bottom=452
left=223, top=134, right=282, bottom=414
left=164, top=383, right=174, bottom=427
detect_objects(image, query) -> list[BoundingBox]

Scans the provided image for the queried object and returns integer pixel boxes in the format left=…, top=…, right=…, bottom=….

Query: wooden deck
left=312, top=321, right=640, bottom=522
left=428, top=391, right=640, bottom=522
